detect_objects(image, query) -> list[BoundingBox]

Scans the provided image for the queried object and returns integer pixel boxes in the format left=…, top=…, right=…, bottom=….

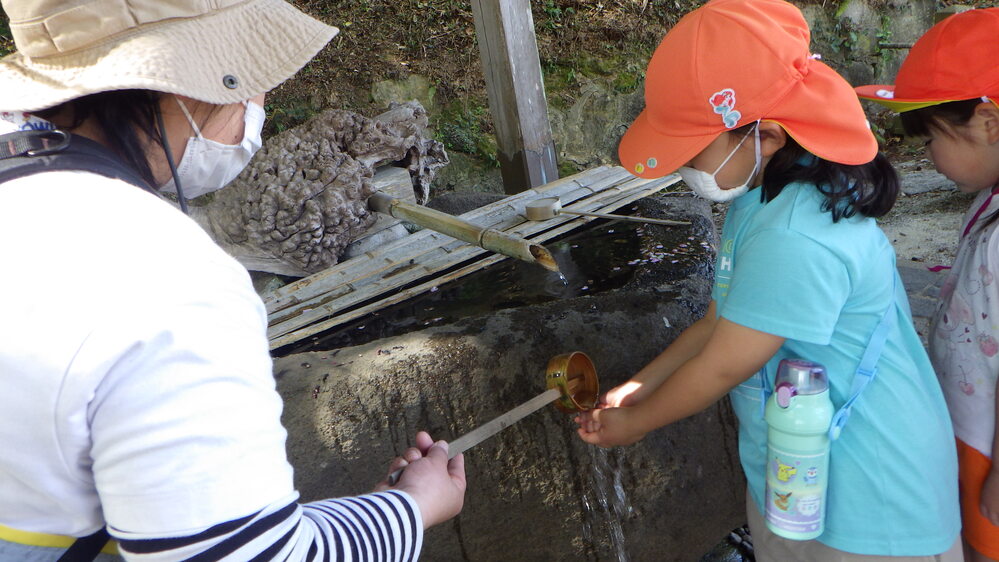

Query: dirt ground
left=879, top=156, right=974, bottom=266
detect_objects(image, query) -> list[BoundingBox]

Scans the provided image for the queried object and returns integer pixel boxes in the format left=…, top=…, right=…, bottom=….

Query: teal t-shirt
left=715, top=181, right=960, bottom=555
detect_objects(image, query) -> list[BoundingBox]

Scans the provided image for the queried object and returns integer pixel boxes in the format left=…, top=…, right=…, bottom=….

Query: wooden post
left=471, top=0, right=559, bottom=194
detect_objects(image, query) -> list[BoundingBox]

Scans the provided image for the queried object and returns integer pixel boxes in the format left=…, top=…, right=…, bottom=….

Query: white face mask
left=159, top=97, right=265, bottom=198
left=678, top=123, right=761, bottom=203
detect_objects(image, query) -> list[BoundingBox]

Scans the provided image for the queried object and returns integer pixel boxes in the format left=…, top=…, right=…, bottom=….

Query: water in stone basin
left=277, top=215, right=713, bottom=356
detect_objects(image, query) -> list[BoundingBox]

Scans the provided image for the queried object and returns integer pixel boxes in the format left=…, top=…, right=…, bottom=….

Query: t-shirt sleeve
left=76, top=255, right=297, bottom=536
left=719, top=228, right=851, bottom=345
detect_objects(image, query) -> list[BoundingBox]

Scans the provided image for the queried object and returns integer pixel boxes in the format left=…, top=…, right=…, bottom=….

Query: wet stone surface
left=274, top=193, right=746, bottom=561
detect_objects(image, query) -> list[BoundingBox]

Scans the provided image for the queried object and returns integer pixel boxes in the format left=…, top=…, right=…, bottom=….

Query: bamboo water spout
left=368, top=191, right=559, bottom=272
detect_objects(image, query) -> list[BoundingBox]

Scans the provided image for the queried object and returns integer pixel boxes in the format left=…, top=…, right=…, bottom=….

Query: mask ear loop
left=175, top=97, right=204, bottom=139
left=710, top=125, right=754, bottom=175
left=711, top=120, right=762, bottom=187
left=156, top=100, right=189, bottom=215
left=744, top=120, right=762, bottom=187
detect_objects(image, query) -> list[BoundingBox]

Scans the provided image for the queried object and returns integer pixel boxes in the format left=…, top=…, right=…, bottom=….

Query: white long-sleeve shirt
left=0, top=167, right=422, bottom=561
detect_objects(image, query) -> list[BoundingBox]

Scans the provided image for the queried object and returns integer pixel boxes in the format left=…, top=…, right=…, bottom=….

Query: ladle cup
left=524, top=197, right=689, bottom=226
left=387, top=351, right=599, bottom=485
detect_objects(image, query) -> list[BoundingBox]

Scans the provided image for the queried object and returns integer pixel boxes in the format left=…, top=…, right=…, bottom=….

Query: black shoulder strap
left=56, top=527, right=111, bottom=562
left=0, top=129, right=154, bottom=192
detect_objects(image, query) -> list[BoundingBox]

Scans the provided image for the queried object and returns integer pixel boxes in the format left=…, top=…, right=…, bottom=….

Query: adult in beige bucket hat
left=0, top=0, right=335, bottom=111
left=0, top=2, right=466, bottom=560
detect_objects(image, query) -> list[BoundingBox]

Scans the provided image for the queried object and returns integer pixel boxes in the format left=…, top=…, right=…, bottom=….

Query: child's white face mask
left=678, top=123, right=761, bottom=202
left=160, top=97, right=265, bottom=199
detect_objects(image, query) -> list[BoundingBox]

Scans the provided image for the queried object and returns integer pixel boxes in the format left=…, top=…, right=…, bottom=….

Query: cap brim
left=854, top=84, right=954, bottom=112
left=618, top=109, right=718, bottom=179
left=0, top=0, right=338, bottom=111
left=768, top=62, right=877, bottom=165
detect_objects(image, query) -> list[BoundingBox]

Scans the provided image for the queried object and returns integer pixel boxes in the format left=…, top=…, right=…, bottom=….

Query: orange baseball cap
left=619, top=0, right=877, bottom=179
left=856, top=8, right=999, bottom=112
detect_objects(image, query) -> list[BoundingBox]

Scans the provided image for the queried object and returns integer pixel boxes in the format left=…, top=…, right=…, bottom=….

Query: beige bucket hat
left=0, top=0, right=339, bottom=112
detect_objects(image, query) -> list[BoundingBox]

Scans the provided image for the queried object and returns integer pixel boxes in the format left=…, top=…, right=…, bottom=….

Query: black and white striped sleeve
left=111, top=491, right=423, bottom=561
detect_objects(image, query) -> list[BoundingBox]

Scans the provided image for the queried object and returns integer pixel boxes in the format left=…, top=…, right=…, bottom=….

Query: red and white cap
left=619, top=0, right=877, bottom=179
left=856, top=8, right=999, bottom=112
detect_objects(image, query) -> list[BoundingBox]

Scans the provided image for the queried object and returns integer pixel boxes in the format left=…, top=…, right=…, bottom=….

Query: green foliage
left=433, top=102, right=499, bottom=167
left=0, top=13, right=13, bottom=58
left=558, top=159, right=581, bottom=178
left=540, top=1, right=575, bottom=31
left=264, top=101, right=319, bottom=135
left=612, top=62, right=646, bottom=93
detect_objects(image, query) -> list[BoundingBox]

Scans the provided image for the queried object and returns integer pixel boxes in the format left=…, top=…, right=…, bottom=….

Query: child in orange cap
left=858, top=8, right=999, bottom=562
left=577, top=0, right=961, bottom=560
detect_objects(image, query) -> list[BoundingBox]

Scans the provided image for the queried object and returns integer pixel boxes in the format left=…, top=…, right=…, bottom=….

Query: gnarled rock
left=190, top=101, right=448, bottom=276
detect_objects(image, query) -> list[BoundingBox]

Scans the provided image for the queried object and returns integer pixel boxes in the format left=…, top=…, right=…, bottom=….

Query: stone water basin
left=273, top=194, right=746, bottom=561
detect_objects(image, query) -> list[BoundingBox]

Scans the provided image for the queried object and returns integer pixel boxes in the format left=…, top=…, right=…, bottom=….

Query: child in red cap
left=577, top=0, right=961, bottom=560
left=859, top=8, right=999, bottom=562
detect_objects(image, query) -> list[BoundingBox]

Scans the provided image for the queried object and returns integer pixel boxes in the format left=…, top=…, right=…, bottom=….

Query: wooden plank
left=471, top=0, right=557, bottom=193
left=267, top=170, right=682, bottom=348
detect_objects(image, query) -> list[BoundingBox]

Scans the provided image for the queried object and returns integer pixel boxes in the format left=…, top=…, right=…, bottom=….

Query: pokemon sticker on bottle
left=765, top=449, right=827, bottom=537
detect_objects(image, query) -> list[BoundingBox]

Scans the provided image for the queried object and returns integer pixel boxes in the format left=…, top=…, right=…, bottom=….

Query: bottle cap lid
left=775, top=382, right=797, bottom=408
left=774, top=358, right=828, bottom=395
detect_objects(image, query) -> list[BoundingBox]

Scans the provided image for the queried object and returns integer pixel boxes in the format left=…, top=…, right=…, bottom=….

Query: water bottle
left=763, top=359, right=833, bottom=540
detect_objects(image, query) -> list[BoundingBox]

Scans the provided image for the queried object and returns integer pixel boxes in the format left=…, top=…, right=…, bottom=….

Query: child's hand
left=574, top=407, right=646, bottom=447
left=981, top=467, right=999, bottom=527
left=602, top=380, right=647, bottom=408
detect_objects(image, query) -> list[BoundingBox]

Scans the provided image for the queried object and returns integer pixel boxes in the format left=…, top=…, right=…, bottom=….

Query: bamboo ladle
left=524, top=197, right=690, bottom=226
left=387, top=351, right=599, bottom=485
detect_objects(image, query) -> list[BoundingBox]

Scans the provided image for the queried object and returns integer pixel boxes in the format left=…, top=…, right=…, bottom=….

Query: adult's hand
left=375, top=431, right=466, bottom=529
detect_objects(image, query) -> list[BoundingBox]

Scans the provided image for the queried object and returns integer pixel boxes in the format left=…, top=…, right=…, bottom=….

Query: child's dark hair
left=900, top=99, right=998, bottom=233
left=899, top=99, right=980, bottom=138
left=730, top=123, right=900, bottom=221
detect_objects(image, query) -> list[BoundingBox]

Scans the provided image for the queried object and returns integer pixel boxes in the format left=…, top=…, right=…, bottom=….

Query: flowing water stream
left=581, top=446, right=633, bottom=561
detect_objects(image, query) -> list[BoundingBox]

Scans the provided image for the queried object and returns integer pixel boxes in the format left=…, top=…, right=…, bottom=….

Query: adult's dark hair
left=36, top=90, right=163, bottom=189
left=730, top=123, right=900, bottom=221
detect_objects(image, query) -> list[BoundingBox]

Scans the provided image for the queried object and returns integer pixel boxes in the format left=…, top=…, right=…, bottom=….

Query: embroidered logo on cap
left=709, top=88, right=741, bottom=128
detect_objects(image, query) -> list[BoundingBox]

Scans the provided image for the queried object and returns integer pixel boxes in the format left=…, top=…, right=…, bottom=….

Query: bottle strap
left=759, top=363, right=771, bottom=421
left=757, top=275, right=900, bottom=440
left=827, top=275, right=899, bottom=441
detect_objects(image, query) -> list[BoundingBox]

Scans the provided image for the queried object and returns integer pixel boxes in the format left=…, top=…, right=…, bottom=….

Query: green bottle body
left=763, top=360, right=833, bottom=540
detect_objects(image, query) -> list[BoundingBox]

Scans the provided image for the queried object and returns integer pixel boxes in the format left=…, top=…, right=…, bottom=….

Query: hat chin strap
left=155, top=103, right=188, bottom=215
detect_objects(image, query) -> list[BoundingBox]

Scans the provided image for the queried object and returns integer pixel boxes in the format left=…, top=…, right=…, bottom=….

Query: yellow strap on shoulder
left=0, top=522, right=119, bottom=555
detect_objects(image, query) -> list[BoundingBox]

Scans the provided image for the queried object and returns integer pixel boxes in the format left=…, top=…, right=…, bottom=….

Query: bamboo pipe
left=368, top=191, right=559, bottom=272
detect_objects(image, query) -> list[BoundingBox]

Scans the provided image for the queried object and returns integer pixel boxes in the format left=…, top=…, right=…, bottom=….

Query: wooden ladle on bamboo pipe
left=387, top=351, right=599, bottom=485
left=524, top=197, right=690, bottom=226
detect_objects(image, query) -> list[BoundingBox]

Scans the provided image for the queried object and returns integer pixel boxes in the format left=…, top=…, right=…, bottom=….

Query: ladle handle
left=386, top=387, right=561, bottom=485
left=561, top=209, right=689, bottom=226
